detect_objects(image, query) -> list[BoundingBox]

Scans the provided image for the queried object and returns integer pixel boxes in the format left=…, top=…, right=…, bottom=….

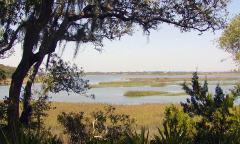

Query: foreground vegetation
left=45, top=103, right=171, bottom=134
left=124, top=91, right=186, bottom=97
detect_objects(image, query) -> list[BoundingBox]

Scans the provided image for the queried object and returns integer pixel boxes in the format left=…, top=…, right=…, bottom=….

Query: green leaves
left=58, top=112, right=88, bottom=143
left=181, top=72, right=240, bottom=144
left=42, top=54, right=91, bottom=97
left=125, top=127, right=150, bottom=144
left=219, top=14, right=240, bottom=61
left=58, top=105, right=135, bottom=143
left=152, top=106, right=193, bottom=144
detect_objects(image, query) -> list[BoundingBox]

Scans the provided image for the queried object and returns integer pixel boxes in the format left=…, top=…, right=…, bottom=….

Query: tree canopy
left=219, top=14, right=240, bottom=61
left=0, top=0, right=229, bottom=58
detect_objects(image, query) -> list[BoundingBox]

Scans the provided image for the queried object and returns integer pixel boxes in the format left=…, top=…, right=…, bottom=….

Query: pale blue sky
left=1, top=0, right=240, bottom=72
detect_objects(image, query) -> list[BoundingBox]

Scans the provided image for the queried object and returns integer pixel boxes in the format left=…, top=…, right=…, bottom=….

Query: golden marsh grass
left=45, top=103, right=180, bottom=136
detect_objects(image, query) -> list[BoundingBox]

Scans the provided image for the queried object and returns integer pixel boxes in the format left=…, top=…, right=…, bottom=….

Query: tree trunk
left=20, top=58, right=43, bottom=126
left=19, top=80, right=33, bottom=126
left=7, top=58, right=32, bottom=143
left=6, top=2, right=54, bottom=142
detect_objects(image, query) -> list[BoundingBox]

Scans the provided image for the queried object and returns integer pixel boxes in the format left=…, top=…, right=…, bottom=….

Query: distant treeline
left=0, top=64, right=16, bottom=78
left=86, top=71, right=240, bottom=75
left=0, top=63, right=239, bottom=78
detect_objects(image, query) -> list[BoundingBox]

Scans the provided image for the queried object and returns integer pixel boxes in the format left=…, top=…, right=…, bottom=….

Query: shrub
left=0, top=126, right=63, bottom=144
left=29, top=95, right=53, bottom=132
left=0, top=98, right=8, bottom=125
left=58, top=112, right=89, bottom=144
left=152, top=106, right=193, bottom=144
left=181, top=72, right=240, bottom=144
left=58, top=105, right=135, bottom=144
left=124, top=127, right=150, bottom=144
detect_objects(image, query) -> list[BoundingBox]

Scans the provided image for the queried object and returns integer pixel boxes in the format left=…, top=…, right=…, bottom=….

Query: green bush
left=58, top=105, right=135, bottom=144
left=124, top=127, right=150, bottom=144
left=29, top=95, right=53, bottom=132
left=0, top=94, right=62, bottom=144
left=58, top=111, right=89, bottom=143
left=0, top=126, right=62, bottom=144
left=152, top=106, right=193, bottom=144
left=181, top=72, right=240, bottom=144
left=0, top=99, right=8, bottom=125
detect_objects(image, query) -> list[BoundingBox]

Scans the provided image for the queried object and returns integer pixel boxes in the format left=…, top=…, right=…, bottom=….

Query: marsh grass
left=124, top=91, right=167, bottom=97
left=91, top=75, right=240, bottom=88
left=1, top=73, right=239, bottom=87
left=91, top=81, right=170, bottom=88
left=124, top=91, right=186, bottom=97
left=44, top=103, right=179, bottom=137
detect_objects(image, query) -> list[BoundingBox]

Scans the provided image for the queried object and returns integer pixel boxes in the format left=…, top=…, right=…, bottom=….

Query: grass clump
left=124, top=91, right=186, bottom=97
left=124, top=91, right=167, bottom=97
left=92, top=81, right=149, bottom=88
left=91, top=80, right=169, bottom=88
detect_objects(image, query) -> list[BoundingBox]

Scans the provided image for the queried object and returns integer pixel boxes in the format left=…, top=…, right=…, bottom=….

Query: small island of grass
left=124, top=90, right=186, bottom=97
left=91, top=80, right=169, bottom=88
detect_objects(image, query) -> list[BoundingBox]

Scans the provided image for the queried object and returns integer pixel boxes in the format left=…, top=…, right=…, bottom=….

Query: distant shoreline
left=1, top=72, right=240, bottom=87
left=1, top=63, right=240, bottom=78
left=86, top=71, right=240, bottom=75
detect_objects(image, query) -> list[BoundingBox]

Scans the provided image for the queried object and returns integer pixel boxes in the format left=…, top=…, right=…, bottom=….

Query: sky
left=1, top=0, right=240, bottom=72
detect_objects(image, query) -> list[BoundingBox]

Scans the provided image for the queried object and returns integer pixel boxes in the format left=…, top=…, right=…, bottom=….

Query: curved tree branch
left=0, top=23, right=24, bottom=56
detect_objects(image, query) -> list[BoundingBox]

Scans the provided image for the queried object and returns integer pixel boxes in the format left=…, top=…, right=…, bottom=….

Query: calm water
left=0, top=74, right=238, bottom=105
